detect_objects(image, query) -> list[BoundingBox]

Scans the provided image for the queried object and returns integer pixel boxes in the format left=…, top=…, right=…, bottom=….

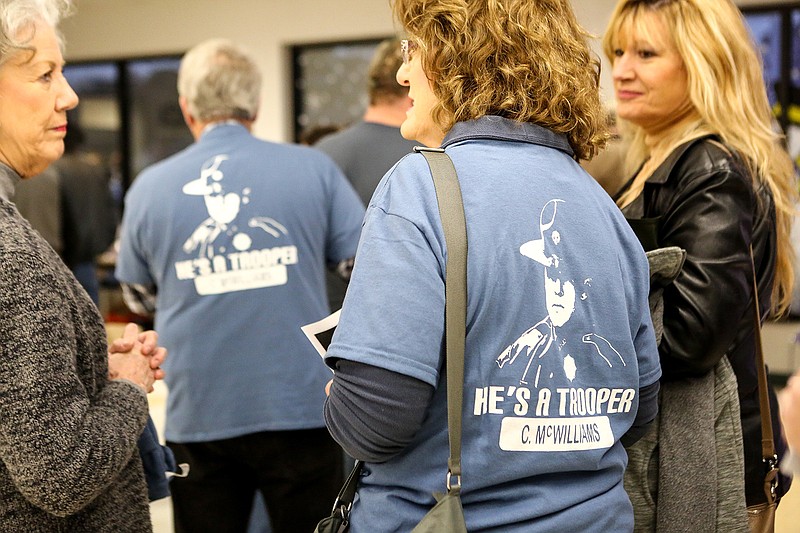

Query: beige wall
left=60, top=0, right=785, bottom=141
left=62, top=0, right=401, bottom=141
left=62, top=0, right=626, bottom=141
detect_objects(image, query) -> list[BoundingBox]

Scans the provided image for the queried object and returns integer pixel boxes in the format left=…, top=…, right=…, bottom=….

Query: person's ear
left=178, top=96, right=204, bottom=140
left=178, top=96, right=193, bottom=127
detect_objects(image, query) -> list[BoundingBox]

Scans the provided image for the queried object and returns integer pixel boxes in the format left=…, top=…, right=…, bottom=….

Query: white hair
left=0, top=0, right=72, bottom=65
left=177, top=38, right=262, bottom=122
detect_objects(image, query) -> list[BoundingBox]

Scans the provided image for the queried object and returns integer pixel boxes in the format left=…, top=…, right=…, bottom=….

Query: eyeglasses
left=400, top=39, right=418, bottom=64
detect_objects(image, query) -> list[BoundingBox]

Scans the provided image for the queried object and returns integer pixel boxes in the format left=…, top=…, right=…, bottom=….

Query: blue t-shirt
left=327, top=117, right=660, bottom=532
left=116, top=123, right=364, bottom=442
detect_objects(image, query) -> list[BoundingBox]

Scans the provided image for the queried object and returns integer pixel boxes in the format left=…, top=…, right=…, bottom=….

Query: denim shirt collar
left=441, top=115, right=574, bottom=158
left=0, top=162, right=21, bottom=203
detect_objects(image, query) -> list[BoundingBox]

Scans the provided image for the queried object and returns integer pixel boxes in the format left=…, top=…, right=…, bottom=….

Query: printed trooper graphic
left=496, top=199, right=625, bottom=386
left=174, top=154, right=299, bottom=295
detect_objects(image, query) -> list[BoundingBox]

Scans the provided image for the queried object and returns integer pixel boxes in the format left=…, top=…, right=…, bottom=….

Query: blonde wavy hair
left=604, top=0, right=798, bottom=315
left=391, top=0, right=608, bottom=160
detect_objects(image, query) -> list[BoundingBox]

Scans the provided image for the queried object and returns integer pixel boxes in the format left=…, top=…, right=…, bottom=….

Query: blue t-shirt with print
left=327, top=117, right=660, bottom=532
left=116, top=123, right=364, bottom=442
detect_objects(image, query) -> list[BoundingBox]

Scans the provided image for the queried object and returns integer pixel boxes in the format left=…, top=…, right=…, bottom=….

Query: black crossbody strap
left=329, top=459, right=363, bottom=521
left=415, top=146, right=468, bottom=493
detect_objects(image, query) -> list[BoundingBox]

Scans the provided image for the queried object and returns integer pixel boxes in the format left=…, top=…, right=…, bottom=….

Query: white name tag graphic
left=499, top=416, right=614, bottom=451
left=194, top=265, right=288, bottom=295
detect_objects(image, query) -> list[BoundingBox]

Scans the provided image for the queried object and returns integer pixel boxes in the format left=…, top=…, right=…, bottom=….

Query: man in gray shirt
left=316, top=38, right=417, bottom=205
left=316, top=38, right=417, bottom=310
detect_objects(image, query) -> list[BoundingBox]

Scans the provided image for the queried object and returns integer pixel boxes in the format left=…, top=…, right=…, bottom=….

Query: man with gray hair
left=115, top=38, right=364, bottom=532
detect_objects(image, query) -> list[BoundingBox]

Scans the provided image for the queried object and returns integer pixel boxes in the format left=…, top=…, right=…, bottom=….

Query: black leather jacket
left=617, top=136, right=789, bottom=504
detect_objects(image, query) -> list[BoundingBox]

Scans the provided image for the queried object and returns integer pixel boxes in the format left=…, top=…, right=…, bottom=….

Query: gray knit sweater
left=0, top=165, right=152, bottom=532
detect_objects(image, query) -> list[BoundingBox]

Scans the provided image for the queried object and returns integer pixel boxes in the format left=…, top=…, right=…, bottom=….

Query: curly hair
left=604, top=0, right=798, bottom=315
left=391, top=0, right=608, bottom=160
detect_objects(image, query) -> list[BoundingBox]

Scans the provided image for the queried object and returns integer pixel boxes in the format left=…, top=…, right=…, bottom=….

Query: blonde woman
left=604, top=0, right=796, bottom=529
left=323, top=0, right=662, bottom=531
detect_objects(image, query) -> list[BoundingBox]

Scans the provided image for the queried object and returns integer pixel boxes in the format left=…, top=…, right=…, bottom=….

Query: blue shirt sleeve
left=116, top=179, right=156, bottom=286
left=327, top=167, right=446, bottom=386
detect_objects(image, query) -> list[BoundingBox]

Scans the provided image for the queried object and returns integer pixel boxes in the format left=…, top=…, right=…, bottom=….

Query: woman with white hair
left=0, top=1, right=165, bottom=530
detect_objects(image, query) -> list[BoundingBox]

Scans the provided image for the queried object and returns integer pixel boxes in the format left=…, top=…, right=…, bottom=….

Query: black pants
left=168, top=428, right=343, bottom=533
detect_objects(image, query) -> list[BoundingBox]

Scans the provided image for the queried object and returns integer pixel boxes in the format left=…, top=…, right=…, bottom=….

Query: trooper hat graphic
left=519, top=199, right=565, bottom=267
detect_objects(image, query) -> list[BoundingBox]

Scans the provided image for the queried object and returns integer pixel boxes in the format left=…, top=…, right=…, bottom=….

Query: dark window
left=743, top=3, right=800, bottom=165
left=291, top=38, right=390, bottom=143
left=64, top=56, right=193, bottom=193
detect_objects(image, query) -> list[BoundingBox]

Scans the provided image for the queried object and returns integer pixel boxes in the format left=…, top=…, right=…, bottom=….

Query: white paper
left=300, top=309, right=341, bottom=371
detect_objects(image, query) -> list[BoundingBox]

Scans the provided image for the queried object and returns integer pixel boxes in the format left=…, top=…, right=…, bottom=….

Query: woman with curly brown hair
left=322, top=0, right=662, bottom=531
